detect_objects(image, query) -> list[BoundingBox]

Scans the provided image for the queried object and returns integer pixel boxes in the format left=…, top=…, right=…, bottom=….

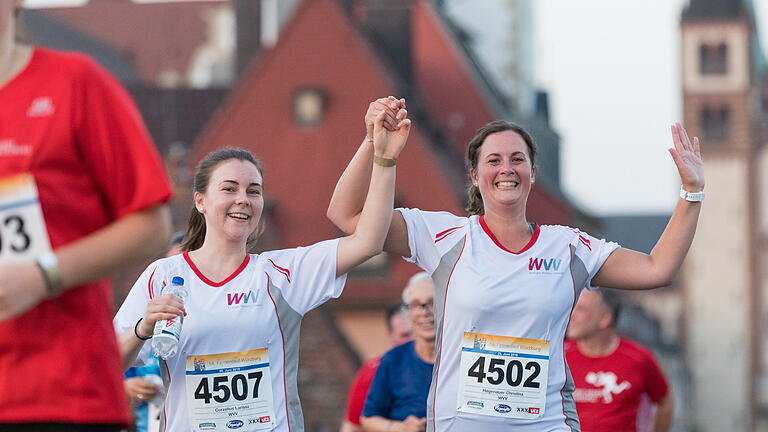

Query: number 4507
left=194, top=372, right=263, bottom=404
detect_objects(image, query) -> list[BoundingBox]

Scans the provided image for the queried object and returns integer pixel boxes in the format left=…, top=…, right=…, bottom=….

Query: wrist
left=679, top=185, right=705, bottom=202
left=35, top=251, right=62, bottom=297
left=135, top=318, right=153, bottom=340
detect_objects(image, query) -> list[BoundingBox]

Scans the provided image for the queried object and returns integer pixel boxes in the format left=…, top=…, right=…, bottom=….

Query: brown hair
left=465, top=120, right=538, bottom=216
left=181, top=148, right=265, bottom=253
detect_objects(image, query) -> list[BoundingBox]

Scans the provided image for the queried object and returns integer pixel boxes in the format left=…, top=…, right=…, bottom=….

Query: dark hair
left=465, top=120, right=538, bottom=215
left=385, top=303, right=403, bottom=331
left=596, top=288, right=622, bottom=328
left=181, top=148, right=265, bottom=253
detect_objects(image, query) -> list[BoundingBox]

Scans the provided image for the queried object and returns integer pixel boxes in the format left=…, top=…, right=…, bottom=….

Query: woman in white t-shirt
left=114, top=103, right=410, bottom=432
left=327, top=97, right=704, bottom=432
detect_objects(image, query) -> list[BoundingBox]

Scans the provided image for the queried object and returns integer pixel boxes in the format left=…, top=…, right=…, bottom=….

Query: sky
left=536, top=0, right=766, bottom=215
left=22, top=0, right=768, bottom=215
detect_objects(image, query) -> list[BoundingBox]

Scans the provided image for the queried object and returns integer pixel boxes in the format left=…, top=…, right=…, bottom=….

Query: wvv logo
left=227, top=290, right=260, bottom=307
left=528, top=257, right=562, bottom=273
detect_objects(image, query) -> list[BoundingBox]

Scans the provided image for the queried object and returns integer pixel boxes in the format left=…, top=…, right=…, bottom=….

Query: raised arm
left=593, top=123, right=704, bottom=289
left=328, top=97, right=411, bottom=258
left=334, top=102, right=411, bottom=276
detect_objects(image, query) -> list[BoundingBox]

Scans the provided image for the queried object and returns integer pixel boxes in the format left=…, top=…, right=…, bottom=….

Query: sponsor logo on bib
left=226, top=420, right=244, bottom=429
left=466, top=401, right=484, bottom=409
left=199, top=422, right=216, bottom=430
left=494, top=404, right=512, bottom=413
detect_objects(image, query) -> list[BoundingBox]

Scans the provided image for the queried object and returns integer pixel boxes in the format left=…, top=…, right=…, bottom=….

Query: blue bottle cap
left=171, top=276, right=185, bottom=286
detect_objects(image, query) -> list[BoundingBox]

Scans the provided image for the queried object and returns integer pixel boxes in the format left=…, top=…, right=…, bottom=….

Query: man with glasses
left=361, top=273, right=435, bottom=432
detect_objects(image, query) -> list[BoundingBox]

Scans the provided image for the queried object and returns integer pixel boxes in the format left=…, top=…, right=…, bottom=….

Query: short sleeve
left=644, top=352, right=670, bottom=403
left=73, top=56, right=171, bottom=219
left=261, top=238, right=347, bottom=315
left=113, top=261, right=165, bottom=365
left=571, top=229, right=620, bottom=290
left=397, top=208, right=467, bottom=274
left=362, top=357, right=394, bottom=419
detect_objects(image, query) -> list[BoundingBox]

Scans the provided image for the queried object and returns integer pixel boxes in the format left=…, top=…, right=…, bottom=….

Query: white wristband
left=680, top=186, right=704, bottom=202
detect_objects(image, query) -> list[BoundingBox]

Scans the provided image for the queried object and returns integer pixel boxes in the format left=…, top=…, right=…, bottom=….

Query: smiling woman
left=114, top=94, right=411, bottom=432
left=327, top=97, right=705, bottom=432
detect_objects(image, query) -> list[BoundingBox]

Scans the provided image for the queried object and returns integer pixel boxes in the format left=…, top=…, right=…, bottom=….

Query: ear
left=470, top=168, right=478, bottom=187
left=530, top=166, right=536, bottom=184
left=598, top=311, right=612, bottom=330
left=194, top=191, right=205, bottom=213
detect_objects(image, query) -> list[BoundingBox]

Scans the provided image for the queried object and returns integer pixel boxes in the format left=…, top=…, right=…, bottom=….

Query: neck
left=414, top=337, right=435, bottom=364
left=0, top=17, right=26, bottom=87
left=188, top=236, right=248, bottom=282
left=482, top=206, right=532, bottom=250
left=576, top=330, right=620, bottom=358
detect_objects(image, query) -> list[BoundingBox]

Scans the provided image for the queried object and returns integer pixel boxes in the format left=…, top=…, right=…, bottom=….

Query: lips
left=227, top=212, right=250, bottom=220
left=495, top=180, right=519, bottom=188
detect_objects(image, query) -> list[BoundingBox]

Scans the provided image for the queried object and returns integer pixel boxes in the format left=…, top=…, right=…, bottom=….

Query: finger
left=397, top=118, right=412, bottom=131
left=677, top=122, right=692, bottom=151
left=668, top=148, right=683, bottom=171
left=670, top=124, right=683, bottom=154
left=399, top=98, right=406, bottom=109
left=693, top=136, right=701, bottom=155
left=396, top=108, right=408, bottom=121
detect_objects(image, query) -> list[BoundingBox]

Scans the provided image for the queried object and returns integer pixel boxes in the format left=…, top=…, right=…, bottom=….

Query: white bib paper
left=0, top=174, right=52, bottom=265
left=186, top=349, right=276, bottom=432
left=457, top=332, right=550, bottom=420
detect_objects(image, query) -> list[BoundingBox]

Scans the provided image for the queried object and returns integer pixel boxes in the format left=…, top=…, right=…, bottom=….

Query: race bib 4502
left=457, top=332, right=550, bottom=420
left=0, top=174, right=51, bottom=265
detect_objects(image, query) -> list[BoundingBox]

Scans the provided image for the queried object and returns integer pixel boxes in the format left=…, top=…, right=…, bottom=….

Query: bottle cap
left=171, top=276, right=185, bottom=286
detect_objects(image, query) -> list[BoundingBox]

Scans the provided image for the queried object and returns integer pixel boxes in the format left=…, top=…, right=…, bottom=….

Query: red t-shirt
left=345, top=357, right=381, bottom=425
left=565, top=338, right=669, bottom=432
left=0, top=48, right=171, bottom=424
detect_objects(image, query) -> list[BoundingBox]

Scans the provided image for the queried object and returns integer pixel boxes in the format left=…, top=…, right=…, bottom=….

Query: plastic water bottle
left=152, top=276, right=187, bottom=359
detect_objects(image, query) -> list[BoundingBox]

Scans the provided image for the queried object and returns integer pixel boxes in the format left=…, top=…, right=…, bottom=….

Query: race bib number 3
left=0, top=174, right=51, bottom=265
left=457, top=332, right=549, bottom=420
left=186, top=349, right=276, bottom=432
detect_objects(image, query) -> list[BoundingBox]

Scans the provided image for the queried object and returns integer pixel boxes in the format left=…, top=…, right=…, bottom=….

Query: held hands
left=124, top=376, right=160, bottom=404
left=669, top=122, right=705, bottom=193
left=398, top=416, right=427, bottom=432
left=136, top=293, right=186, bottom=339
left=365, top=96, right=410, bottom=159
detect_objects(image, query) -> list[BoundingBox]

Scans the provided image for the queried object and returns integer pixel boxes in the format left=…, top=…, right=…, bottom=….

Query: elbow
left=326, top=207, right=355, bottom=235
left=141, top=204, right=172, bottom=256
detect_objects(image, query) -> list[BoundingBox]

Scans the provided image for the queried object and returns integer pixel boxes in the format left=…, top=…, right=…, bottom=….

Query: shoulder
left=33, top=48, right=105, bottom=79
left=380, top=341, right=414, bottom=365
left=617, top=338, right=657, bottom=363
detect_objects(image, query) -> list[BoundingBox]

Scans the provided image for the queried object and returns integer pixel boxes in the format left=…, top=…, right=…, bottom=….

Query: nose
left=235, top=190, right=250, bottom=206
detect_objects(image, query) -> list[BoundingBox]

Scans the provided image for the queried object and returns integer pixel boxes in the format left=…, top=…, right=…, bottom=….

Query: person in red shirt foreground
left=565, top=289, right=673, bottom=432
left=341, top=301, right=412, bottom=432
left=0, top=2, right=172, bottom=430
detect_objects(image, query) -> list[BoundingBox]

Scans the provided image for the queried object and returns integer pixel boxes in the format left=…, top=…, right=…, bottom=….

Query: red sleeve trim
left=183, top=251, right=250, bottom=287
left=268, top=259, right=292, bottom=283
left=479, top=216, right=540, bottom=254
left=434, top=226, right=461, bottom=243
left=147, top=268, right=156, bottom=299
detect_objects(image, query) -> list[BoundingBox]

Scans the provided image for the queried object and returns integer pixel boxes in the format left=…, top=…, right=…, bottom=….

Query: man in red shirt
left=340, top=299, right=412, bottom=432
left=566, top=289, right=673, bottom=432
left=0, top=2, right=172, bottom=430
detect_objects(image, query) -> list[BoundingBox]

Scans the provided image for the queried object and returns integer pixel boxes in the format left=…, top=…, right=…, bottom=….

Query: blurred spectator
left=0, top=2, right=171, bottom=430
left=566, top=289, right=673, bottom=432
left=361, top=273, right=434, bottom=432
left=341, top=302, right=412, bottom=432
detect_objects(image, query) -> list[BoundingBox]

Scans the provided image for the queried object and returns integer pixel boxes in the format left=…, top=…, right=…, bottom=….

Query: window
left=293, top=87, right=327, bottom=127
left=699, top=42, right=728, bottom=75
left=700, top=105, right=730, bottom=141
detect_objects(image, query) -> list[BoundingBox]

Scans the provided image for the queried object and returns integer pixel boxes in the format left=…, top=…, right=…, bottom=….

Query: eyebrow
left=485, top=152, right=527, bottom=158
left=220, top=180, right=262, bottom=187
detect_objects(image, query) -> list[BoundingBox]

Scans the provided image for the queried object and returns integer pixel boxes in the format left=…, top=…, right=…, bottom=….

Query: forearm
left=118, top=327, right=150, bottom=370
left=652, top=396, right=674, bottom=432
left=327, top=138, right=375, bottom=234
left=647, top=198, right=701, bottom=285
left=56, top=204, right=171, bottom=292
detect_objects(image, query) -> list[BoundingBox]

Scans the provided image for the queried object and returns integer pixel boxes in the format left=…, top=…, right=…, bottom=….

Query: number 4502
left=467, top=356, right=541, bottom=388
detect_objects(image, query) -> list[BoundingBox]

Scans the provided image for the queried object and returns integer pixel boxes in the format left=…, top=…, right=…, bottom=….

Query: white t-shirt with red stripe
left=397, top=208, right=619, bottom=432
left=114, top=239, right=346, bottom=432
